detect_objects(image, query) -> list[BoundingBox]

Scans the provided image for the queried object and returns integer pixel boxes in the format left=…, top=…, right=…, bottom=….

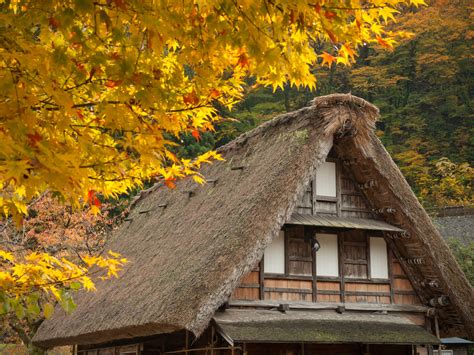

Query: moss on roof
left=214, top=310, right=439, bottom=345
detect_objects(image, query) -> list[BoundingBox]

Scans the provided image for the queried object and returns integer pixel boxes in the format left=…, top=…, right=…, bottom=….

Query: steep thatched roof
left=33, top=94, right=474, bottom=347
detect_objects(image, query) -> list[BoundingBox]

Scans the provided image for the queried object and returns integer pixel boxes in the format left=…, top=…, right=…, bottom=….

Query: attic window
left=264, top=231, right=285, bottom=274
left=369, top=237, right=389, bottom=279
left=315, top=161, right=337, bottom=197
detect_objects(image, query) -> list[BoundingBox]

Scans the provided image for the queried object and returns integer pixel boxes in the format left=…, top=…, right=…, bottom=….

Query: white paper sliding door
left=264, top=231, right=285, bottom=274
left=369, top=237, right=389, bottom=279
left=316, top=233, right=339, bottom=277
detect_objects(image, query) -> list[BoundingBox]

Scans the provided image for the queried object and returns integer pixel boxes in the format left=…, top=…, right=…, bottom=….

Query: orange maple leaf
left=105, top=80, right=122, bottom=88
left=320, top=52, right=337, bottom=67
left=209, top=88, right=220, bottom=99
left=164, top=177, right=176, bottom=189
left=324, top=11, right=336, bottom=19
left=376, top=35, right=393, bottom=49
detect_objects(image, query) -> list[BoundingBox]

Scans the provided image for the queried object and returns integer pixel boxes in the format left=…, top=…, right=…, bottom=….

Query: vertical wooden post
left=185, top=330, right=189, bottom=351
left=211, top=326, right=215, bottom=355
left=336, top=159, right=342, bottom=217
left=366, top=233, right=371, bottom=280
left=311, top=227, right=318, bottom=302
left=434, top=315, right=442, bottom=353
left=311, top=175, right=317, bottom=215
left=338, top=232, right=345, bottom=303
left=259, top=258, right=265, bottom=300
left=387, top=245, right=395, bottom=304
left=284, top=229, right=289, bottom=276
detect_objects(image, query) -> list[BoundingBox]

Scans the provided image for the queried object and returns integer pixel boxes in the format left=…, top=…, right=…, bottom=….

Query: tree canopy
left=1, top=0, right=425, bottom=219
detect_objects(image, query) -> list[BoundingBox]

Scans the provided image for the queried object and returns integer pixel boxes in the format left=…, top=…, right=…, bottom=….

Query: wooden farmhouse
left=33, top=94, right=474, bottom=354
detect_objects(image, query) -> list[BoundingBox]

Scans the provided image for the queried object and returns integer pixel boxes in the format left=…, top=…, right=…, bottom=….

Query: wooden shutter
left=288, top=236, right=312, bottom=276
left=343, top=232, right=368, bottom=279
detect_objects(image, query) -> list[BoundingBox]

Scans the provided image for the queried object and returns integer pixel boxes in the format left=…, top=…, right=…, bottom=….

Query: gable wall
left=295, top=152, right=374, bottom=219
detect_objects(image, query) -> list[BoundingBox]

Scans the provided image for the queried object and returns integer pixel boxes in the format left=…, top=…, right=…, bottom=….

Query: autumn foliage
left=0, top=194, right=126, bottom=347
left=1, top=0, right=425, bottom=219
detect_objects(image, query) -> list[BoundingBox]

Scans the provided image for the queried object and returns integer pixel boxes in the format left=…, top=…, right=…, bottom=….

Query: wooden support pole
left=259, top=258, right=265, bottom=300
left=338, top=232, right=345, bottom=303
left=434, top=315, right=442, bottom=353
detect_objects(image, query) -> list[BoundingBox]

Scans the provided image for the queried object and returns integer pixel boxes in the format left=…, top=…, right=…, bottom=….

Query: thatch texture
left=214, top=309, right=439, bottom=345
left=33, top=94, right=473, bottom=347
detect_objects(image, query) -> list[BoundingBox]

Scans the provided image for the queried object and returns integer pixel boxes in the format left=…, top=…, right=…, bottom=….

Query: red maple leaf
left=237, top=53, right=250, bottom=68
left=183, top=91, right=199, bottom=106
left=191, top=129, right=201, bottom=141
left=27, top=132, right=42, bottom=148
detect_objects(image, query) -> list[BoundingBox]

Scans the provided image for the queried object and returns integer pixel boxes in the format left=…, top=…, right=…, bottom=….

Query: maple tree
left=0, top=194, right=126, bottom=352
left=0, top=0, right=427, bottom=346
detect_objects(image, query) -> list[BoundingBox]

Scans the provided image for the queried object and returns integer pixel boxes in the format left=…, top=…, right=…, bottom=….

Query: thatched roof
left=214, top=309, right=439, bottom=345
left=33, top=94, right=474, bottom=347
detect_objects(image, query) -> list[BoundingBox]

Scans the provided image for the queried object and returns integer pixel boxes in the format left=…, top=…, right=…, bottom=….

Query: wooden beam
left=265, top=287, right=312, bottom=294
left=228, top=299, right=429, bottom=313
left=259, top=258, right=264, bottom=300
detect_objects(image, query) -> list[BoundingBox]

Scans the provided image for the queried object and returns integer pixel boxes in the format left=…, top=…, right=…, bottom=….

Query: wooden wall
left=391, top=251, right=422, bottom=305
left=231, top=266, right=260, bottom=301
left=231, top=229, right=423, bottom=307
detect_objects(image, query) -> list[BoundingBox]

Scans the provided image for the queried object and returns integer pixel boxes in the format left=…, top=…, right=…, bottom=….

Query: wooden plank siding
left=391, top=254, right=423, bottom=305
left=231, top=229, right=421, bottom=307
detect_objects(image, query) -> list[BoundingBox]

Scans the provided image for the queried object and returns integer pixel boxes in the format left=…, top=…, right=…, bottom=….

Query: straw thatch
left=33, top=94, right=474, bottom=348
left=214, top=309, right=440, bottom=345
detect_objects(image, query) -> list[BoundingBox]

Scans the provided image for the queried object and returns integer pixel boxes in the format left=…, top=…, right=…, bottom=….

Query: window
left=369, top=237, right=389, bottom=279
left=264, top=231, right=285, bottom=274
left=316, top=233, right=339, bottom=277
left=315, top=161, right=337, bottom=197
